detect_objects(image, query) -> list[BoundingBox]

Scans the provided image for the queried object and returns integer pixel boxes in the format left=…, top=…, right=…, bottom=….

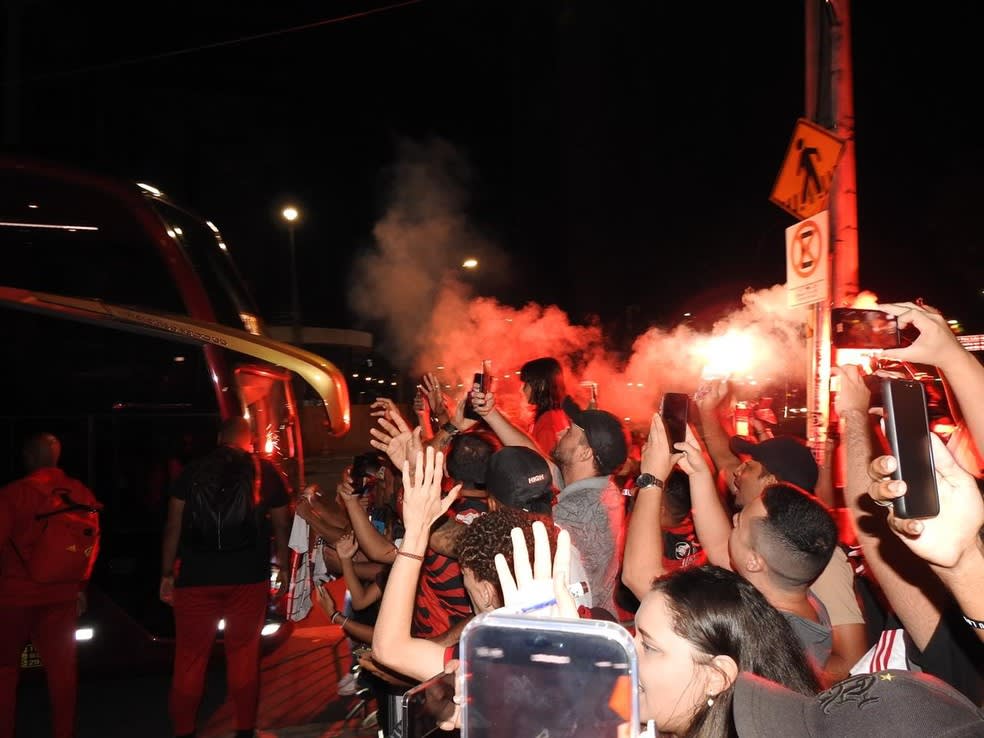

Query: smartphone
left=880, top=378, right=939, bottom=519
left=460, top=612, right=639, bottom=738
left=463, top=360, right=492, bottom=421
left=402, top=671, right=457, bottom=738
left=660, top=392, right=689, bottom=447
left=832, top=308, right=901, bottom=349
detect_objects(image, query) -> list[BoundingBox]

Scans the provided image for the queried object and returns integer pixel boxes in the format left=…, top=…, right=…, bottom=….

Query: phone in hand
left=880, top=378, right=939, bottom=519
left=464, top=360, right=492, bottom=421
left=402, top=671, right=457, bottom=738
left=832, top=308, right=901, bottom=349
left=660, top=392, right=690, bottom=448
left=460, top=612, right=639, bottom=737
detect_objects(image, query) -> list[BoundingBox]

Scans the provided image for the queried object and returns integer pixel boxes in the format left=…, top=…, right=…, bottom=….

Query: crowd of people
left=297, top=300, right=984, bottom=736
left=3, top=300, right=983, bottom=737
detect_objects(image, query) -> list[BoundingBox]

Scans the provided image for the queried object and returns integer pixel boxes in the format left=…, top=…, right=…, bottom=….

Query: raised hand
left=878, top=301, right=963, bottom=366
left=867, top=433, right=984, bottom=569
left=495, top=520, right=579, bottom=618
left=401, top=447, right=461, bottom=537
left=674, top=424, right=711, bottom=478
left=422, top=372, right=450, bottom=421
left=336, top=530, right=359, bottom=560
left=369, top=405, right=423, bottom=471
left=641, top=412, right=682, bottom=482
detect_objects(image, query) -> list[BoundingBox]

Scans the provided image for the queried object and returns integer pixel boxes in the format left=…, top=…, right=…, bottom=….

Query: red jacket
left=0, top=468, right=99, bottom=605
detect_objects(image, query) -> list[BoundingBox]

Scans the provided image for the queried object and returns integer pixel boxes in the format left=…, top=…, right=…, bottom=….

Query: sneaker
left=337, top=671, right=359, bottom=696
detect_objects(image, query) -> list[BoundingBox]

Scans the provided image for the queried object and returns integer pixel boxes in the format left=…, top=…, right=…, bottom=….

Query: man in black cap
left=694, top=379, right=868, bottom=682
left=733, top=669, right=984, bottom=737
left=549, top=398, right=629, bottom=616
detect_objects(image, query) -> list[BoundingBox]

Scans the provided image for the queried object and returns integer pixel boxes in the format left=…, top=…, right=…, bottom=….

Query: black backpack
left=183, top=447, right=261, bottom=552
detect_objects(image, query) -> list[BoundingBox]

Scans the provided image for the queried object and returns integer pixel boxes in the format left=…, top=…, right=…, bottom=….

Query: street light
left=462, top=258, right=478, bottom=269
left=281, top=206, right=301, bottom=343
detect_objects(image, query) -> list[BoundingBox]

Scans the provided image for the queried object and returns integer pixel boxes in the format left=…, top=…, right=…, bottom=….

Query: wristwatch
left=442, top=421, right=460, bottom=436
left=635, top=473, right=664, bottom=490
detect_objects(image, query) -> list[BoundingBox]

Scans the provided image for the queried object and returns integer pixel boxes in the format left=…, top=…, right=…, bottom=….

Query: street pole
left=288, top=222, right=301, bottom=344
left=804, top=0, right=858, bottom=489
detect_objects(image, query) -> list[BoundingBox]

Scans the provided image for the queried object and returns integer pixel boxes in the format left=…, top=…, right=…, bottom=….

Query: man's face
left=552, top=422, right=588, bottom=467
left=732, top=458, right=774, bottom=509
left=728, top=493, right=767, bottom=574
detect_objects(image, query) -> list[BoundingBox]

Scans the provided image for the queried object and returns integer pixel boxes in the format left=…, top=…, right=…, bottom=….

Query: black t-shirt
left=907, top=606, right=984, bottom=705
left=171, top=450, right=289, bottom=587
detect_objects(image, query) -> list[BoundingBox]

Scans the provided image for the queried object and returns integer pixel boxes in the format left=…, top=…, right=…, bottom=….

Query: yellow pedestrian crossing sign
left=770, top=119, right=846, bottom=220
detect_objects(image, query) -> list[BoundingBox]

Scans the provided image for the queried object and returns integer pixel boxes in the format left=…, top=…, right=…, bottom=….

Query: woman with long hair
left=635, top=565, right=820, bottom=737
left=519, top=356, right=570, bottom=457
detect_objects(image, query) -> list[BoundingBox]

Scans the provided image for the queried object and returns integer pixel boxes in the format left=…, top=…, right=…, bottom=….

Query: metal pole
left=288, top=223, right=301, bottom=344
left=828, top=0, right=859, bottom=306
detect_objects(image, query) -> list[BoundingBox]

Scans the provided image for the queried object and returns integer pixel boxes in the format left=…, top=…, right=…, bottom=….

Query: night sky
left=6, top=1, right=983, bottom=345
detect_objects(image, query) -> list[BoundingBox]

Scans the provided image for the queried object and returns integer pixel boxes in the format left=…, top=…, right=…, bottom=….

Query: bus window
left=149, top=199, right=260, bottom=331
left=0, top=171, right=187, bottom=314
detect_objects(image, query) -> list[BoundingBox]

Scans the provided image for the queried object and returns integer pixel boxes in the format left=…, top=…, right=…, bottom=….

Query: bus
left=0, top=155, right=349, bottom=672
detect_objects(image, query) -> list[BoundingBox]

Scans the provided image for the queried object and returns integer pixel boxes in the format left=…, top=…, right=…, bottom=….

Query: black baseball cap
left=562, top=397, right=628, bottom=476
left=734, top=670, right=984, bottom=737
left=485, top=447, right=554, bottom=514
left=729, top=435, right=819, bottom=491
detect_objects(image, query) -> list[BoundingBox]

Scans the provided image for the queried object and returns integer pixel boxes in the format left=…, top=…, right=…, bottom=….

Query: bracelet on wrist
left=962, top=614, right=984, bottom=631
left=341, top=616, right=350, bottom=629
left=396, top=549, right=425, bottom=562
left=330, top=611, right=339, bottom=624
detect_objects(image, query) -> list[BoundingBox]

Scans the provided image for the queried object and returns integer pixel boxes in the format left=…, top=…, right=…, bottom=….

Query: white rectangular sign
left=785, top=210, right=829, bottom=307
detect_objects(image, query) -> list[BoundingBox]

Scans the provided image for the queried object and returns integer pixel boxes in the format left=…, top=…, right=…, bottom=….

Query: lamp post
left=281, top=206, right=301, bottom=344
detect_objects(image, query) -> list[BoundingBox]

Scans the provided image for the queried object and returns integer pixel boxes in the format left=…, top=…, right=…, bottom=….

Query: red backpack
left=15, top=482, right=103, bottom=584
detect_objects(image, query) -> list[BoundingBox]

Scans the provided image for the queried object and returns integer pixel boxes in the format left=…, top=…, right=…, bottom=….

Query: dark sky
left=5, top=0, right=982, bottom=340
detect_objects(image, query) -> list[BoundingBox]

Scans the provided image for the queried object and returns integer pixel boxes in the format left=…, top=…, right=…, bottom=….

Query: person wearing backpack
left=160, top=417, right=291, bottom=738
left=0, top=432, right=101, bottom=738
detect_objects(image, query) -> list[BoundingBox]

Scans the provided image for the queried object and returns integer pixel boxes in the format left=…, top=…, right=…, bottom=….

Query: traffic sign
left=770, top=119, right=846, bottom=220
left=786, top=211, right=829, bottom=307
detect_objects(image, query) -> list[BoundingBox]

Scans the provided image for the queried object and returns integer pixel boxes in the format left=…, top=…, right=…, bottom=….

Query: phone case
left=881, top=379, right=940, bottom=519
left=460, top=612, right=639, bottom=738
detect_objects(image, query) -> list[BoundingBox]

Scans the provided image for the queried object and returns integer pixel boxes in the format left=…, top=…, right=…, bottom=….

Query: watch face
left=635, top=473, right=655, bottom=488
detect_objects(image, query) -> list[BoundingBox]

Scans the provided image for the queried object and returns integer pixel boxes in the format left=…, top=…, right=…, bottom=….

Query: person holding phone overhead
left=519, top=357, right=571, bottom=457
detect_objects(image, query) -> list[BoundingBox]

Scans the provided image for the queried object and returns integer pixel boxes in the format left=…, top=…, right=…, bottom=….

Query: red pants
left=169, top=582, right=268, bottom=735
left=0, top=600, right=78, bottom=738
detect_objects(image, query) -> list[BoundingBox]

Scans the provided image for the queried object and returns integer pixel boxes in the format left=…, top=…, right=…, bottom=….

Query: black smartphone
left=880, top=378, right=939, bottom=519
left=463, top=360, right=492, bottom=422
left=402, top=671, right=457, bottom=738
left=832, top=308, right=901, bottom=349
left=660, top=392, right=690, bottom=447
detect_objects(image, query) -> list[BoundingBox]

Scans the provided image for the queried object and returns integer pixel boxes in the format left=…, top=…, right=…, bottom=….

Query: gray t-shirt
left=782, top=592, right=833, bottom=669
left=554, top=475, right=625, bottom=615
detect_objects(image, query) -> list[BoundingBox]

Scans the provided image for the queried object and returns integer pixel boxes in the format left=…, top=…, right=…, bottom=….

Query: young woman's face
left=521, top=381, right=532, bottom=404
left=634, top=592, right=712, bottom=735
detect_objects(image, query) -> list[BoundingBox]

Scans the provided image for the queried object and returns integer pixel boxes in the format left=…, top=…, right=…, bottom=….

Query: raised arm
left=372, top=448, right=461, bottom=682
left=694, top=380, right=741, bottom=492
left=470, top=389, right=540, bottom=452
left=622, top=413, right=676, bottom=599
left=834, top=364, right=946, bottom=650
left=880, top=301, right=984, bottom=453
left=868, top=431, right=984, bottom=644
left=338, top=472, right=399, bottom=565
left=676, top=424, right=733, bottom=568
left=335, top=531, right=384, bottom=611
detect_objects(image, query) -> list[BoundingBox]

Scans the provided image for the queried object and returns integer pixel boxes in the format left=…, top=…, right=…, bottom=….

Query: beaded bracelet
left=396, top=549, right=424, bottom=561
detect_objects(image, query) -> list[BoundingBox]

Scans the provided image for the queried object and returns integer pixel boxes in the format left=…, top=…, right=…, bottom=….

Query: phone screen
left=402, top=672, right=457, bottom=738
left=881, top=379, right=939, bottom=519
left=832, top=308, right=901, bottom=349
left=462, top=616, right=636, bottom=738
left=660, top=392, right=689, bottom=447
